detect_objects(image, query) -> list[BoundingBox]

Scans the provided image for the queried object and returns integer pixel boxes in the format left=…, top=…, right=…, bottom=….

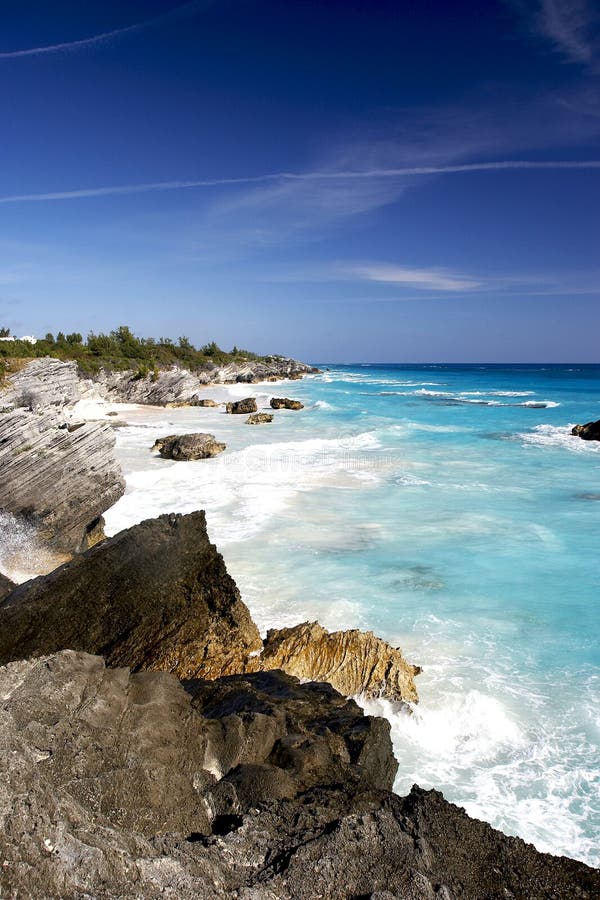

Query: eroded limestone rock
left=152, top=433, right=226, bottom=460
left=226, top=397, right=257, bottom=414
left=0, top=406, right=125, bottom=554
left=256, top=621, right=420, bottom=703
left=270, top=397, right=304, bottom=410
left=0, top=511, right=262, bottom=679
left=246, top=413, right=274, bottom=424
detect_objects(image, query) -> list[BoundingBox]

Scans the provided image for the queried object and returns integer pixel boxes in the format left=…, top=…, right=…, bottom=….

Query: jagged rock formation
left=152, top=433, right=226, bottom=460
left=0, top=650, right=597, bottom=900
left=0, top=357, right=81, bottom=410
left=246, top=412, right=274, bottom=424
left=0, top=512, right=262, bottom=679
left=87, top=358, right=316, bottom=405
left=257, top=622, right=420, bottom=703
left=270, top=397, right=304, bottom=410
left=572, top=419, right=600, bottom=441
left=226, top=397, right=257, bottom=414
left=0, top=407, right=125, bottom=554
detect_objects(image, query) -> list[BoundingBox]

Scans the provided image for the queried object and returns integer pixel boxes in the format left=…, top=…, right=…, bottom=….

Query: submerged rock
left=571, top=420, right=600, bottom=441
left=226, top=397, right=257, bottom=414
left=257, top=621, right=420, bottom=703
left=152, top=433, right=226, bottom=460
left=270, top=397, right=304, bottom=410
left=0, top=511, right=262, bottom=679
left=0, top=650, right=596, bottom=900
left=0, top=406, right=125, bottom=554
left=246, top=412, right=274, bottom=424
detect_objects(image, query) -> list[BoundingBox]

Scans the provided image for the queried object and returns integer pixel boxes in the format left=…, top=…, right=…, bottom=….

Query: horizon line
left=0, top=159, right=599, bottom=204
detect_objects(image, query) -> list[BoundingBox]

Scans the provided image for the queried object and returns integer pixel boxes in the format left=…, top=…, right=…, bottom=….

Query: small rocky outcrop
left=572, top=420, right=600, bottom=441
left=0, top=511, right=262, bottom=679
left=246, top=412, right=273, bottom=424
left=152, top=433, right=226, bottom=460
left=257, top=622, right=420, bottom=703
left=0, top=650, right=597, bottom=899
left=270, top=397, right=304, bottom=410
left=226, top=397, right=257, bottom=414
left=195, top=398, right=219, bottom=407
left=0, top=406, right=125, bottom=554
left=88, top=358, right=316, bottom=405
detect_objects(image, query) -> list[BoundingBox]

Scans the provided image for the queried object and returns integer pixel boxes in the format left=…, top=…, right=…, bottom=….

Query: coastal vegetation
left=0, top=325, right=269, bottom=379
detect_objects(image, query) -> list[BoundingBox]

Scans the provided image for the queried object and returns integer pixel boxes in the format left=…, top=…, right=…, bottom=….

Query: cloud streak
left=349, top=264, right=480, bottom=292
left=536, top=0, right=597, bottom=63
left=0, top=159, right=598, bottom=205
left=0, top=1, right=202, bottom=59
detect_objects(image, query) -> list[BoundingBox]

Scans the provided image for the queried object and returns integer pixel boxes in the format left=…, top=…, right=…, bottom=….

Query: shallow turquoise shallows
left=104, top=364, right=600, bottom=866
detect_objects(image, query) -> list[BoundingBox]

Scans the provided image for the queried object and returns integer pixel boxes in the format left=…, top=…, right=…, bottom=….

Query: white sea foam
left=104, top=430, right=385, bottom=545
left=519, top=424, right=600, bottom=453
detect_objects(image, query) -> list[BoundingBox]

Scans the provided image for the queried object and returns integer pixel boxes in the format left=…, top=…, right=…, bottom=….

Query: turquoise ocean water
left=103, top=364, right=600, bottom=865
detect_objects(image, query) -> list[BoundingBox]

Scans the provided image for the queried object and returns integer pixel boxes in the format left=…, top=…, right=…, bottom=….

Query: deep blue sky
left=0, top=0, right=599, bottom=362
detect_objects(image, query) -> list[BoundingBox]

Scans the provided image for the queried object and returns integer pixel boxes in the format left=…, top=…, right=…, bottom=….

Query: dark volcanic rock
left=270, top=397, right=304, bottom=410
left=0, top=511, right=262, bottom=678
left=226, top=397, right=257, bottom=414
left=572, top=419, right=600, bottom=441
left=0, top=651, right=597, bottom=900
left=0, top=406, right=125, bottom=554
left=152, top=432, right=226, bottom=460
left=246, top=412, right=274, bottom=424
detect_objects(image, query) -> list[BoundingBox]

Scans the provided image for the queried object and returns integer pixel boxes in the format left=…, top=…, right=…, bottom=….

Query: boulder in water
left=152, top=433, right=226, bottom=460
left=571, top=420, right=600, bottom=441
left=226, top=397, right=257, bottom=414
left=270, top=397, right=304, bottom=410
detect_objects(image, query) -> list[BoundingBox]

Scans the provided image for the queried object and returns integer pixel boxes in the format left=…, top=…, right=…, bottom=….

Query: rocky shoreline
left=0, top=358, right=598, bottom=898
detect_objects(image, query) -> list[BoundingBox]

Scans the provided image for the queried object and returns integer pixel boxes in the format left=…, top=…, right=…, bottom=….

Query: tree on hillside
left=0, top=327, right=10, bottom=337
left=66, top=332, right=82, bottom=345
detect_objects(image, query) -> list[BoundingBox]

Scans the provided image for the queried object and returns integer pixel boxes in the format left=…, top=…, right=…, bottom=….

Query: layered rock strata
left=0, top=512, right=262, bottom=679
left=90, top=357, right=316, bottom=405
left=258, top=621, right=420, bottom=703
left=152, top=433, right=226, bottom=460
left=0, top=407, right=125, bottom=554
left=0, top=650, right=597, bottom=899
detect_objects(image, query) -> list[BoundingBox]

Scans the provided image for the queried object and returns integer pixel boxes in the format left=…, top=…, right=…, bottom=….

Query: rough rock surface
left=270, top=397, right=304, bottom=410
left=226, top=397, right=257, bottom=414
left=246, top=412, right=274, bottom=424
left=152, top=433, right=226, bottom=460
left=0, top=406, right=125, bottom=553
left=0, top=357, right=81, bottom=411
left=0, top=650, right=597, bottom=900
left=572, top=419, right=600, bottom=441
left=88, top=357, right=316, bottom=405
left=257, top=621, right=420, bottom=703
left=0, top=511, right=262, bottom=678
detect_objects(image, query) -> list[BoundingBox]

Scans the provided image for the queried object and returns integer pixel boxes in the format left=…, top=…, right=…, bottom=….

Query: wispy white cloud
left=348, top=264, right=481, bottom=292
left=536, top=0, right=597, bottom=63
left=0, top=1, right=204, bottom=59
left=0, top=159, right=598, bottom=205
